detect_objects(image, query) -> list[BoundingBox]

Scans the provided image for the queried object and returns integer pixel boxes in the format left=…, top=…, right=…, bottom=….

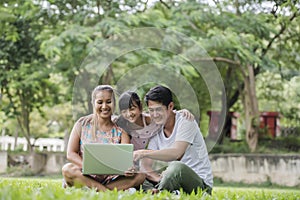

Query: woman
left=61, top=85, right=145, bottom=191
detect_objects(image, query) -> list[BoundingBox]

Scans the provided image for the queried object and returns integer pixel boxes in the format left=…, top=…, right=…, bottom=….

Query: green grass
left=0, top=177, right=299, bottom=200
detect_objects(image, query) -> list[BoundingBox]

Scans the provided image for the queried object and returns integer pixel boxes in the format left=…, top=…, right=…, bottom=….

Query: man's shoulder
left=175, top=112, right=198, bottom=128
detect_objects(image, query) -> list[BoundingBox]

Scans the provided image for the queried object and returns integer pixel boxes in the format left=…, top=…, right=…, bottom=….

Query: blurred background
left=0, top=0, right=299, bottom=187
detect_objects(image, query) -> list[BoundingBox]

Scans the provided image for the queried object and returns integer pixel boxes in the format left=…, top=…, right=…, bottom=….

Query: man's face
left=147, top=100, right=169, bottom=125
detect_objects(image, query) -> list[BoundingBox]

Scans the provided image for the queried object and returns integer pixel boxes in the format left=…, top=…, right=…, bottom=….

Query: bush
left=257, top=136, right=300, bottom=153
left=210, top=136, right=300, bottom=154
left=210, top=138, right=250, bottom=154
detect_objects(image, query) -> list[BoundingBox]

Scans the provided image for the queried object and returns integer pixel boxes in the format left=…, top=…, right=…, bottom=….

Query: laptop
left=82, top=143, right=134, bottom=175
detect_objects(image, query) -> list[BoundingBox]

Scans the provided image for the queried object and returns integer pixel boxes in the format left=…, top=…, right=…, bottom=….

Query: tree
left=162, top=0, right=300, bottom=151
left=0, top=0, right=161, bottom=150
left=42, top=0, right=300, bottom=152
left=0, top=1, right=60, bottom=151
left=257, top=72, right=300, bottom=127
left=8, top=0, right=298, bottom=153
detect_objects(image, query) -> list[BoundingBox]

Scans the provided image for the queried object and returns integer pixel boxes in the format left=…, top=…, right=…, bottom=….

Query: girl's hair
left=118, top=91, right=142, bottom=111
left=91, top=85, right=115, bottom=140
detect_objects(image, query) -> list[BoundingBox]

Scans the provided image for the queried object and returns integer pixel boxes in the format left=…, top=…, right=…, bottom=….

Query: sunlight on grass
left=0, top=178, right=299, bottom=200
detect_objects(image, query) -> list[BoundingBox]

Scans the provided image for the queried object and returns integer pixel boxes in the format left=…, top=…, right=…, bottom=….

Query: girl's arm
left=176, top=109, right=195, bottom=121
left=121, top=129, right=130, bottom=144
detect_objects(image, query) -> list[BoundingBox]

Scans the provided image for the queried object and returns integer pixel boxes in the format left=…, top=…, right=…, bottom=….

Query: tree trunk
left=1, top=128, right=5, bottom=137
left=18, top=92, right=33, bottom=152
left=14, top=126, right=19, bottom=150
left=217, top=64, right=234, bottom=144
left=217, top=88, right=229, bottom=144
left=1, top=128, right=5, bottom=150
left=101, top=65, right=115, bottom=85
left=242, top=65, right=260, bottom=152
left=64, top=129, right=69, bottom=152
left=17, top=116, right=32, bottom=152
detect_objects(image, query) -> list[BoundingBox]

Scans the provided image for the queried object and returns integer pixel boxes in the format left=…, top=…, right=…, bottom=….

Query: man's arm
left=134, top=141, right=189, bottom=162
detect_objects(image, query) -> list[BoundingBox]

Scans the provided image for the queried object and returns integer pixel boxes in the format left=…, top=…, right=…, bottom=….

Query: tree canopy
left=1, top=0, right=299, bottom=152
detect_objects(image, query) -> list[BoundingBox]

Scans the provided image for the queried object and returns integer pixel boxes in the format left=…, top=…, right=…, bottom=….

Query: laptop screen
left=82, top=143, right=134, bottom=175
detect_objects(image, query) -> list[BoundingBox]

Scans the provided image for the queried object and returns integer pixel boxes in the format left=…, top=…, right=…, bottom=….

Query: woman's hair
left=118, top=91, right=142, bottom=111
left=91, top=85, right=115, bottom=139
left=145, top=85, right=172, bottom=107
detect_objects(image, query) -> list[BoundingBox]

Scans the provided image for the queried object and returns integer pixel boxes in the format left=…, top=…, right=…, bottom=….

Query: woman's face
left=94, top=90, right=114, bottom=119
left=121, top=102, right=142, bottom=123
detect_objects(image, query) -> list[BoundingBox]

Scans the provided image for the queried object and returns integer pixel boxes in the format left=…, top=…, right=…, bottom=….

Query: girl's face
left=94, top=90, right=114, bottom=119
left=121, top=101, right=142, bottom=123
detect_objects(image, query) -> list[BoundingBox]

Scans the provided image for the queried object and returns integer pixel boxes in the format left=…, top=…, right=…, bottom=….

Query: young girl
left=116, top=91, right=194, bottom=150
left=61, top=85, right=145, bottom=191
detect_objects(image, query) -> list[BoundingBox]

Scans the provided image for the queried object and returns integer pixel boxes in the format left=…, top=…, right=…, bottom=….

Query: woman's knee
left=135, top=173, right=146, bottom=185
left=62, top=163, right=77, bottom=178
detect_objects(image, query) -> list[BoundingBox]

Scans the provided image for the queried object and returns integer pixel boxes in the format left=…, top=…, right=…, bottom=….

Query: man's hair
left=145, top=85, right=173, bottom=107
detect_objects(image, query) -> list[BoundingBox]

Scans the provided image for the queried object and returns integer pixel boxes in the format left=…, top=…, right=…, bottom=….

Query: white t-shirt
left=147, top=112, right=213, bottom=187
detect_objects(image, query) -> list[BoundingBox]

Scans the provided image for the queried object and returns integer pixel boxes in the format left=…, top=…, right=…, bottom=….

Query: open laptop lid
left=82, top=143, right=133, bottom=175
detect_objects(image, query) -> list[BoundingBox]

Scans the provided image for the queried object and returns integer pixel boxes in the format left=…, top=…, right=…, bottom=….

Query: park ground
left=0, top=176, right=299, bottom=200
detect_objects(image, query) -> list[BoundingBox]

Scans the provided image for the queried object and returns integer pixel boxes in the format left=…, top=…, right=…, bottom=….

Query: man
left=134, top=85, right=213, bottom=195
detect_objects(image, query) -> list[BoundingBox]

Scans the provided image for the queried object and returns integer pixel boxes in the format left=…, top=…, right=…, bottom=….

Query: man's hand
left=133, top=150, right=146, bottom=162
left=133, top=149, right=153, bottom=162
left=80, top=114, right=93, bottom=126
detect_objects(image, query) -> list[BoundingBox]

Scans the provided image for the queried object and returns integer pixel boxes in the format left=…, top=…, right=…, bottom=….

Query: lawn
left=0, top=177, right=299, bottom=200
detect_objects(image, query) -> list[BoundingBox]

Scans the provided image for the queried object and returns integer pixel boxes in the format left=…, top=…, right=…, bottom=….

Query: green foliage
left=1, top=0, right=300, bottom=148
left=211, top=135, right=300, bottom=154
left=0, top=1, right=63, bottom=146
left=256, top=72, right=300, bottom=126
left=210, top=138, right=250, bottom=154
left=257, top=136, right=300, bottom=153
left=0, top=178, right=299, bottom=200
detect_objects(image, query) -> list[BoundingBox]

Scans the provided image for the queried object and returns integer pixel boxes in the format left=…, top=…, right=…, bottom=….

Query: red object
left=207, top=111, right=280, bottom=140
left=259, top=112, right=280, bottom=138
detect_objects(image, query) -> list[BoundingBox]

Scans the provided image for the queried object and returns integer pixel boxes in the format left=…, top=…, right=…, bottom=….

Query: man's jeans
left=157, top=161, right=212, bottom=194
